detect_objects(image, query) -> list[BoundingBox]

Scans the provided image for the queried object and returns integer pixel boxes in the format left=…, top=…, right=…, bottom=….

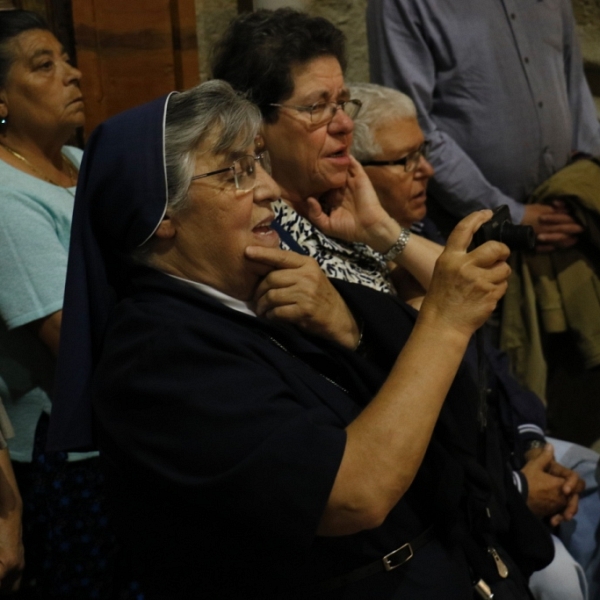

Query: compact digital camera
left=471, top=204, right=535, bottom=251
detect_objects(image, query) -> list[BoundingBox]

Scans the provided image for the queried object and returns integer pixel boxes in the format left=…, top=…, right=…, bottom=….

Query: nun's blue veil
left=48, top=93, right=175, bottom=451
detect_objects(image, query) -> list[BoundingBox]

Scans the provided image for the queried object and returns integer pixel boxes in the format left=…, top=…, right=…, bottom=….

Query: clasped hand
left=521, top=443, right=586, bottom=527
left=522, top=200, right=584, bottom=253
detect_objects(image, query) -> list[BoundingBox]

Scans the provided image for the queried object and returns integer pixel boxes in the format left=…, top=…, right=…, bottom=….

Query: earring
left=0, top=117, right=6, bottom=125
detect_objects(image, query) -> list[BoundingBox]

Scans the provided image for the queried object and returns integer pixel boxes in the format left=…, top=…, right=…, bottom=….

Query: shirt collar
left=165, top=273, right=257, bottom=317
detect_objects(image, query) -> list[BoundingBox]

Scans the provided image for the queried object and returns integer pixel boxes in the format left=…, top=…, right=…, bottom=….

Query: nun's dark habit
left=48, top=94, right=174, bottom=451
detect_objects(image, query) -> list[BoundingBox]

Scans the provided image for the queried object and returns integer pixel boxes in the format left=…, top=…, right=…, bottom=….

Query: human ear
left=154, top=215, right=176, bottom=239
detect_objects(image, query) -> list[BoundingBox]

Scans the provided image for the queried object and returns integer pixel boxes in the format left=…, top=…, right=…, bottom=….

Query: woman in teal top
left=0, top=10, right=141, bottom=599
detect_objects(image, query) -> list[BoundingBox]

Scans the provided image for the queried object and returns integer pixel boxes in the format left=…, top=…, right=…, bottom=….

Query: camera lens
left=499, top=222, right=536, bottom=251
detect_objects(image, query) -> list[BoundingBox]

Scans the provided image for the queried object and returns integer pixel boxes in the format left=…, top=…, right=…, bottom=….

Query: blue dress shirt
left=367, top=0, right=600, bottom=223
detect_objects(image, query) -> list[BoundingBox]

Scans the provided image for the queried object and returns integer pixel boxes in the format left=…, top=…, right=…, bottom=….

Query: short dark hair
left=211, top=8, right=347, bottom=123
left=0, top=10, right=50, bottom=87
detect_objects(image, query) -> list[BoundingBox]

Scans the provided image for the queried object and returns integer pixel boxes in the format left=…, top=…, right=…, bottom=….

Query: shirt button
left=510, top=13, right=516, bottom=19
left=524, top=57, right=529, bottom=64
left=538, top=101, right=544, bottom=108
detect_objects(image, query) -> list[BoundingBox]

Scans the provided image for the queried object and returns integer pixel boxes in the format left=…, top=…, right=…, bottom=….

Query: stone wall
left=194, top=0, right=237, bottom=82
left=195, top=0, right=600, bottom=112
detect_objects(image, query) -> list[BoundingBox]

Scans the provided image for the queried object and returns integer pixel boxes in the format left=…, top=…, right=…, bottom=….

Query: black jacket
left=93, top=267, right=552, bottom=599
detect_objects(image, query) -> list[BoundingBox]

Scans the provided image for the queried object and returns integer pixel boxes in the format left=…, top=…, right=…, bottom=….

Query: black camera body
left=471, top=205, right=535, bottom=251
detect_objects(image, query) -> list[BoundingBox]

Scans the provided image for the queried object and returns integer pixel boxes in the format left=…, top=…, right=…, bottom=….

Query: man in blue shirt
left=367, top=0, right=600, bottom=249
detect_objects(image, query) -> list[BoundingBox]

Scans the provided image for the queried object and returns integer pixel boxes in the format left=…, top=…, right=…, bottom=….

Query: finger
left=550, top=514, right=564, bottom=527
left=445, top=210, right=494, bottom=253
left=305, top=196, right=331, bottom=230
left=263, top=302, right=304, bottom=323
left=550, top=199, right=574, bottom=212
left=246, top=245, right=309, bottom=269
left=538, top=213, right=582, bottom=227
left=254, top=286, right=289, bottom=316
left=552, top=469, right=586, bottom=495
left=536, top=233, right=581, bottom=245
left=539, top=223, right=584, bottom=236
left=486, top=260, right=512, bottom=284
left=347, top=154, right=360, bottom=177
left=536, top=222, right=584, bottom=234
left=561, top=472, right=580, bottom=496
left=468, top=239, right=511, bottom=268
left=533, top=443, right=555, bottom=469
left=254, top=268, right=303, bottom=301
left=347, top=155, right=369, bottom=180
left=254, top=276, right=317, bottom=316
left=562, top=493, right=579, bottom=521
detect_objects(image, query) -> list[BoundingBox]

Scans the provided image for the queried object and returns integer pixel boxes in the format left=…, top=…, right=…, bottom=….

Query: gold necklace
left=0, top=142, right=78, bottom=196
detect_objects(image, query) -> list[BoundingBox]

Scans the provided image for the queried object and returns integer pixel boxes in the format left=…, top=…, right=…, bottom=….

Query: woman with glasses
left=211, top=8, right=444, bottom=298
left=47, top=79, right=548, bottom=599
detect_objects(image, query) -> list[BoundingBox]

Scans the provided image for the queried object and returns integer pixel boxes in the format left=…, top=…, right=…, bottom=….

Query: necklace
left=0, top=141, right=78, bottom=196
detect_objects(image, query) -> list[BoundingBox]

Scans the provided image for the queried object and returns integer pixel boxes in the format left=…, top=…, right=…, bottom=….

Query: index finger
left=548, top=462, right=583, bottom=495
left=445, top=210, right=494, bottom=253
left=245, top=245, right=309, bottom=269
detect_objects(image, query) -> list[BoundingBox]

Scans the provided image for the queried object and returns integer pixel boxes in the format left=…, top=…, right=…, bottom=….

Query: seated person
left=49, top=80, right=553, bottom=599
left=349, top=80, right=600, bottom=600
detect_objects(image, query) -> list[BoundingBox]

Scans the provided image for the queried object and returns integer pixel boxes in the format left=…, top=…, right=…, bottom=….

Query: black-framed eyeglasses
left=191, top=151, right=271, bottom=193
left=361, top=141, right=431, bottom=173
left=269, top=99, right=362, bottom=126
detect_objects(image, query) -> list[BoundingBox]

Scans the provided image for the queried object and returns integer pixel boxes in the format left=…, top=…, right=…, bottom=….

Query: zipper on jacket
left=266, top=335, right=349, bottom=395
left=488, top=546, right=509, bottom=578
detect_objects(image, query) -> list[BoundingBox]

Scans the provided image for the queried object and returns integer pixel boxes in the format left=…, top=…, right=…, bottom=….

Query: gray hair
left=164, top=79, right=262, bottom=213
left=348, top=82, right=417, bottom=162
left=133, top=80, right=261, bottom=265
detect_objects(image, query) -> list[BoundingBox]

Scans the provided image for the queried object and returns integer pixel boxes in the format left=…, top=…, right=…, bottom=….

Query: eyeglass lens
left=310, top=100, right=361, bottom=124
left=233, top=152, right=271, bottom=192
left=405, top=142, right=430, bottom=172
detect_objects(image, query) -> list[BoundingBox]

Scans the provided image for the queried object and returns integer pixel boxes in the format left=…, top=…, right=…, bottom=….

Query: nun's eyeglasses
left=191, top=151, right=272, bottom=192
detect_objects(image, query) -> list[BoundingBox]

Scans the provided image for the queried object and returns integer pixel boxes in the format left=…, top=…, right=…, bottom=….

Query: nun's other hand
left=246, top=246, right=360, bottom=349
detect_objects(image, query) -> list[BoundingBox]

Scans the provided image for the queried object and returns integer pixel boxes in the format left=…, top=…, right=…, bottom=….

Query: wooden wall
left=14, top=0, right=199, bottom=137
left=72, top=0, right=199, bottom=136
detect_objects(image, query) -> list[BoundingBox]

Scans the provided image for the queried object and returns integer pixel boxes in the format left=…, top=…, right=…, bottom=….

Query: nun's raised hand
left=246, top=246, right=360, bottom=349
